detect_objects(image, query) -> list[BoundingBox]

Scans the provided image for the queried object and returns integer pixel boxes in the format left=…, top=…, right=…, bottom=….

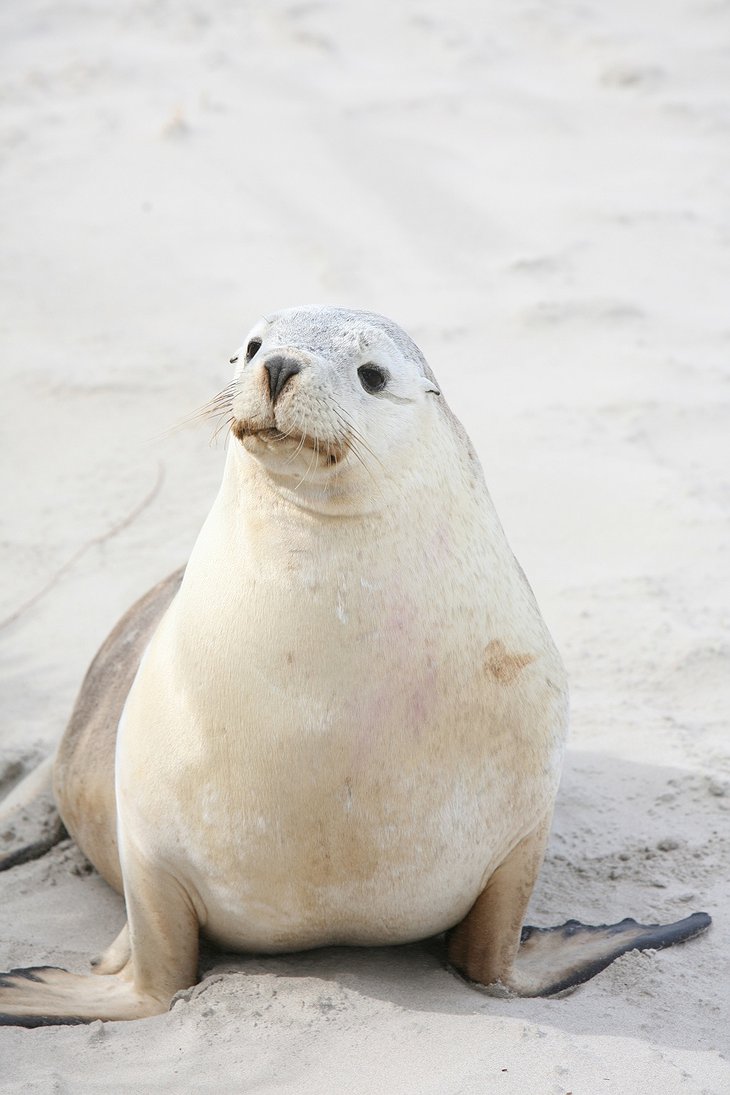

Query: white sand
left=1, top=0, right=728, bottom=1090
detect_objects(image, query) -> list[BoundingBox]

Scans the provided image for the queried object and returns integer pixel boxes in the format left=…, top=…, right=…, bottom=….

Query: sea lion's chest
left=116, top=495, right=566, bottom=949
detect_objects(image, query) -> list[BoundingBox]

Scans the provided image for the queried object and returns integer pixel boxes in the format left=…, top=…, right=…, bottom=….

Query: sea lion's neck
left=184, top=430, right=498, bottom=605
left=178, top=441, right=408, bottom=623
left=223, top=439, right=403, bottom=522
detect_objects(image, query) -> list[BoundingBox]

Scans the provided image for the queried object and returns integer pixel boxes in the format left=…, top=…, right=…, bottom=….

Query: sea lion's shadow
left=197, top=751, right=724, bottom=1054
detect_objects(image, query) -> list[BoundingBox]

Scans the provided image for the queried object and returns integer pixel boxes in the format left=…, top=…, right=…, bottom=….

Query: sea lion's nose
left=264, top=355, right=301, bottom=404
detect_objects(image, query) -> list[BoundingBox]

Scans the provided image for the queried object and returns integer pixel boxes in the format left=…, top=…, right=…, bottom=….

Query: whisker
left=306, top=393, right=374, bottom=474
left=221, top=419, right=235, bottom=449
left=295, top=433, right=317, bottom=490
left=191, top=383, right=238, bottom=418
left=329, top=397, right=385, bottom=473
left=210, top=414, right=234, bottom=446
left=329, top=407, right=381, bottom=474
left=289, top=406, right=310, bottom=465
left=306, top=429, right=320, bottom=486
left=158, top=382, right=239, bottom=442
left=325, top=407, right=382, bottom=495
left=295, top=408, right=311, bottom=453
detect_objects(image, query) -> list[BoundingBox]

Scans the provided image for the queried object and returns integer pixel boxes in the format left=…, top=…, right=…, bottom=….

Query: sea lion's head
left=226, top=306, right=441, bottom=509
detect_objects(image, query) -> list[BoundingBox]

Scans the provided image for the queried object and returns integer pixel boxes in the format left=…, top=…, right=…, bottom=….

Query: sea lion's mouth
left=231, top=419, right=347, bottom=467
left=235, top=425, right=288, bottom=443
left=230, top=419, right=283, bottom=443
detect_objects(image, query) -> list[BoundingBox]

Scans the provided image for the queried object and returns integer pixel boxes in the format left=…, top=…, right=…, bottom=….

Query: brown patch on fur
left=484, top=640, right=535, bottom=684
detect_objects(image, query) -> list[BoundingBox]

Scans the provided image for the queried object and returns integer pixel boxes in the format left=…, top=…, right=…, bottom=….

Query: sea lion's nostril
left=264, top=355, right=301, bottom=403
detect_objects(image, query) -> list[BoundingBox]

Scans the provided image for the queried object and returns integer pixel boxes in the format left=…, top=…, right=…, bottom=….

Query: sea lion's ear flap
left=418, top=375, right=441, bottom=396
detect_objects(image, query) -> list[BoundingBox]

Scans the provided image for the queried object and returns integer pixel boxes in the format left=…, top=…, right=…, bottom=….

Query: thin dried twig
left=0, top=462, right=165, bottom=631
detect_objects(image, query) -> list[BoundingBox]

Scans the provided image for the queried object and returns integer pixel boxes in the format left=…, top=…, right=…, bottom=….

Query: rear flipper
left=448, top=812, right=713, bottom=996
left=495, top=910, right=712, bottom=997
left=0, top=755, right=64, bottom=872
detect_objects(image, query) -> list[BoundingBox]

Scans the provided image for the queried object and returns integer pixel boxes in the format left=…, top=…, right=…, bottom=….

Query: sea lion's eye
left=358, top=365, right=387, bottom=394
left=245, top=338, right=262, bottom=363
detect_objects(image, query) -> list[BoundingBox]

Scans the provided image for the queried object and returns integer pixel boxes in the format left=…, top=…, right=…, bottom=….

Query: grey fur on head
left=264, top=306, right=437, bottom=384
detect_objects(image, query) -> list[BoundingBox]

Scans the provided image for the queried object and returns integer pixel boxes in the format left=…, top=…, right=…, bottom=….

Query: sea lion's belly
left=185, top=711, right=533, bottom=952
left=187, top=760, right=507, bottom=951
left=117, top=544, right=566, bottom=952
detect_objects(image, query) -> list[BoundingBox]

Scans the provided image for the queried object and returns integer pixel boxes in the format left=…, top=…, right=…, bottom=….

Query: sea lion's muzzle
left=230, top=344, right=350, bottom=469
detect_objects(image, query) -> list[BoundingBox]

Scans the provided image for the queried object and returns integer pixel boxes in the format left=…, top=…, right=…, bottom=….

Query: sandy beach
left=1, top=1, right=728, bottom=1090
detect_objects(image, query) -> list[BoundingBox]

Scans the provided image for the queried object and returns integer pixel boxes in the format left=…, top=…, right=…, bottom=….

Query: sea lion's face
left=228, top=307, right=440, bottom=504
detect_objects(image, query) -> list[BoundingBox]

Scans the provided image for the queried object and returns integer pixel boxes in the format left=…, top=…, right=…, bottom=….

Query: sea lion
left=0, top=306, right=710, bottom=1025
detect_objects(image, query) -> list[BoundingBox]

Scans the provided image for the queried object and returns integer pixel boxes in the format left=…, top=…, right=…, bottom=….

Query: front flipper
left=0, top=966, right=167, bottom=1026
left=90, top=923, right=131, bottom=976
left=448, top=813, right=712, bottom=997
left=501, top=910, right=711, bottom=997
left=0, top=865, right=200, bottom=1025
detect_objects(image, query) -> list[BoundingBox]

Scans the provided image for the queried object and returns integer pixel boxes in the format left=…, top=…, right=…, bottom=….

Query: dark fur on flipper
left=0, top=830, right=65, bottom=873
left=0, top=759, right=65, bottom=874
left=0, top=967, right=83, bottom=1027
left=507, top=910, right=713, bottom=997
left=0, top=965, right=156, bottom=1025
